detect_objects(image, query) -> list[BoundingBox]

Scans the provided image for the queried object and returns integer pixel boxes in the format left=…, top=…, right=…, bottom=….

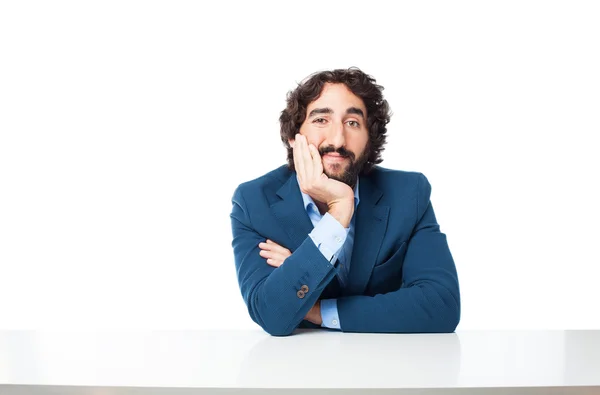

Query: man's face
left=293, top=83, right=370, bottom=187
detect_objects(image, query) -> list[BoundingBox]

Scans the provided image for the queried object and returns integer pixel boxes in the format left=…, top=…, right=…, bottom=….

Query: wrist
left=328, top=199, right=353, bottom=228
left=313, top=300, right=322, bottom=325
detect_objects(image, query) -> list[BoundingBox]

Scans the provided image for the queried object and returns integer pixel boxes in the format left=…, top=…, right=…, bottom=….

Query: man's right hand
left=291, top=133, right=354, bottom=227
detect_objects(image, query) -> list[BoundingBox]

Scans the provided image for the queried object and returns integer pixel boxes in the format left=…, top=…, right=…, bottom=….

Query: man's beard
left=319, top=145, right=370, bottom=189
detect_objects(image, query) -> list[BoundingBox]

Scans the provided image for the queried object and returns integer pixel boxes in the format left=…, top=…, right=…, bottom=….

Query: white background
left=1, top=1, right=598, bottom=330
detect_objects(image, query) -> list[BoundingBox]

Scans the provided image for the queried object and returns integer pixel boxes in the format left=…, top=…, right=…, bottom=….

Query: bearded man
left=230, top=67, right=460, bottom=336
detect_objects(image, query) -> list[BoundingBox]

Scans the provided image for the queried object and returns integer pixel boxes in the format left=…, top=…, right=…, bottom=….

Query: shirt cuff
left=320, top=299, right=341, bottom=330
left=308, top=212, right=348, bottom=263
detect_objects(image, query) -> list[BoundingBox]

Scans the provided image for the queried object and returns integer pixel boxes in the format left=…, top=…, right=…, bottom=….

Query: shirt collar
left=297, top=175, right=360, bottom=213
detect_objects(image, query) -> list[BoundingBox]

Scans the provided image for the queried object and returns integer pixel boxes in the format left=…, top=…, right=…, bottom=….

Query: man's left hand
left=258, top=239, right=291, bottom=268
left=258, top=239, right=322, bottom=325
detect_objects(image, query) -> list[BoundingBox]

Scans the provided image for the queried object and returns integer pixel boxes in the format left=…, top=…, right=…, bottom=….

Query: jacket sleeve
left=336, top=173, right=461, bottom=333
left=230, top=186, right=338, bottom=336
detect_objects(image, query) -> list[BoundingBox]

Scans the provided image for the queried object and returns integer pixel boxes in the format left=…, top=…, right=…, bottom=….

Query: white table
left=0, top=330, right=598, bottom=394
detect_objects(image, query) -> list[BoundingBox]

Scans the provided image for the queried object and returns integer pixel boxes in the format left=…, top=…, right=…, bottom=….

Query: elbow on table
left=414, top=283, right=460, bottom=333
left=247, top=302, right=296, bottom=337
left=257, top=316, right=296, bottom=336
left=264, top=326, right=295, bottom=337
left=438, top=306, right=460, bottom=333
left=432, top=289, right=461, bottom=333
left=414, top=305, right=459, bottom=334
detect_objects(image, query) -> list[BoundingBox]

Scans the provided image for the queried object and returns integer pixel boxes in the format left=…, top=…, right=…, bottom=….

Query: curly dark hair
left=279, top=67, right=391, bottom=175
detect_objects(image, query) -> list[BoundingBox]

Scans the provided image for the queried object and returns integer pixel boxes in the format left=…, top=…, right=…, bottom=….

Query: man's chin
left=323, top=167, right=347, bottom=180
left=322, top=154, right=367, bottom=187
left=324, top=168, right=354, bottom=187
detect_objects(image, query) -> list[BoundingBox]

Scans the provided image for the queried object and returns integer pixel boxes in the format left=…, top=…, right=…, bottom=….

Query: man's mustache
left=319, top=146, right=355, bottom=160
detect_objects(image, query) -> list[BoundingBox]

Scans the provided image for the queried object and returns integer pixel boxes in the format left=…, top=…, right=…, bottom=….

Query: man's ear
left=288, top=138, right=295, bottom=148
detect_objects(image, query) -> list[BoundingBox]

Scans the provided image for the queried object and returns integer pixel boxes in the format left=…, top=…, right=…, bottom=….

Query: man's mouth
left=323, top=153, right=348, bottom=162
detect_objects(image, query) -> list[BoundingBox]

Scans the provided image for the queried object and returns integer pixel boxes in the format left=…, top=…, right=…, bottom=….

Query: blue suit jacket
left=230, top=164, right=460, bottom=336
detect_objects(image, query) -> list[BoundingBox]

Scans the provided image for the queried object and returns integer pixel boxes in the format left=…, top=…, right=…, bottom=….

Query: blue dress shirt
left=298, top=177, right=360, bottom=330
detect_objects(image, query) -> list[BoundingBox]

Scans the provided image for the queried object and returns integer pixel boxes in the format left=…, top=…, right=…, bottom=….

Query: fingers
left=293, top=134, right=306, bottom=184
left=294, top=134, right=318, bottom=192
left=258, top=240, right=291, bottom=256
left=258, top=239, right=291, bottom=268
left=259, top=248, right=288, bottom=258
left=308, top=143, right=323, bottom=179
left=299, top=135, right=314, bottom=180
left=267, top=239, right=291, bottom=256
left=259, top=251, right=283, bottom=267
left=260, top=251, right=284, bottom=267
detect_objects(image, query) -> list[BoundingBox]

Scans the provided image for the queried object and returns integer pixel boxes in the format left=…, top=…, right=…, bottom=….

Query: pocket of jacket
left=367, top=242, right=407, bottom=294
left=374, top=241, right=407, bottom=269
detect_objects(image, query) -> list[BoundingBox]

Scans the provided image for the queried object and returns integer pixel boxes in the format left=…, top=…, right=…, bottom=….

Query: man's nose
left=326, top=121, right=346, bottom=148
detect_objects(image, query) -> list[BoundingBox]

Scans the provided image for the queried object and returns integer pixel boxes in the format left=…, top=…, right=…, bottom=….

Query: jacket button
left=300, top=285, right=309, bottom=293
left=297, top=290, right=305, bottom=299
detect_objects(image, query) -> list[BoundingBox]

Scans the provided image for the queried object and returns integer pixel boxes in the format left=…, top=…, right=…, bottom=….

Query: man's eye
left=347, top=120, right=360, bottom=127
left=313, top=118, right=326, bottom=124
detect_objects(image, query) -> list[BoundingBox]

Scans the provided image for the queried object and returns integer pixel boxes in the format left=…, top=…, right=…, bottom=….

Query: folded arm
left=333, top=174, right=461, bottom=333
left=230, top=187, right=339, bottom=336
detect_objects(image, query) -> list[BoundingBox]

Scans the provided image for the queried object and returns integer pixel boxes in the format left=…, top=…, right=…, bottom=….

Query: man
left=230, top=67, right=460, bottom=336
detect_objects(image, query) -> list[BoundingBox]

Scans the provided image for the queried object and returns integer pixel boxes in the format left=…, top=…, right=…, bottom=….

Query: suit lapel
left=271, top=173, right=314, bottom=252
left=344, top=174, right=389, bottom=295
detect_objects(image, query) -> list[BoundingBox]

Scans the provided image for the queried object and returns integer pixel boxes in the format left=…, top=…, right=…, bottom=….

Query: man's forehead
left=307, top=83, right=367, bottom=113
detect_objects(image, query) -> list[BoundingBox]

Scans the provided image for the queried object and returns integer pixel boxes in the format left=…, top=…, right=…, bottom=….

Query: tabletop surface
left=0, top=329, right=599, bottom=392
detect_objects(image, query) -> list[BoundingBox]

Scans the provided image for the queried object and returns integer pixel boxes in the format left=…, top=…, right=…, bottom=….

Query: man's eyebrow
left=346, top=107, right=365, bottom=119
left=308, top=107, right=333, bottom=118
left=308, top=107, right=365, bottom=119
